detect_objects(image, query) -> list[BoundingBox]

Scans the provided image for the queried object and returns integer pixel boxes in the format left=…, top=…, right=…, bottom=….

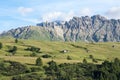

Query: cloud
left=42, top=12, right=62, bottom=21
left=105, top=7, right=120, bottom=19
left=18, top=7, right=33, bottom=16
left=79, top=8, right=93, bottom=16
left=40, top=8, right=93, bottom=22
left=41, top=11, right=74, bottom=22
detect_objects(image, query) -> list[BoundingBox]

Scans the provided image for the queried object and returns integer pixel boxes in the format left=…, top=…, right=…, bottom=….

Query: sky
left=0, top=0, right=120, bottom=32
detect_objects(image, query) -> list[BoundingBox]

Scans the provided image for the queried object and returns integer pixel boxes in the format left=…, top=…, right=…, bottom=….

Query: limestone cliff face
left=1, top=15, right=120, bottom=42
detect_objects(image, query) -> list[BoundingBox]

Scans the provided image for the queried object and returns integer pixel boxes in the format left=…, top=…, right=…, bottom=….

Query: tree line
left=12, top=58, right=120, bottom=80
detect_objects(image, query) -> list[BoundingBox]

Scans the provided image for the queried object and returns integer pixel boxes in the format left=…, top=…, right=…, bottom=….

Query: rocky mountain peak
left=0, top=15, right=120, bottom=42
left=36, top=20, right=65, bottom=27
left=91, top=15, right=107, bottom=20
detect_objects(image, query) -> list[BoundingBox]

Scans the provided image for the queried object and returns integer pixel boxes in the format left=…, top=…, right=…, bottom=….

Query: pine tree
left=67, top=56, right=72, bottom=60
left=83, top=58, right=87, bottom=64
left=12, top=46, right=17, bottom=55
left=36, top=57, right=43, bottom=66
left=15, top=38, right=18, bottom=43
left=48, top=60, right=58, bottom=71
left=0, top=42, right=3, bottom=49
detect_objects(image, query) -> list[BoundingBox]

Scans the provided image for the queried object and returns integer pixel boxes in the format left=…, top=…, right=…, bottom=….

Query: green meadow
left=0, top=38, right=120, bottom=80
left=0, top=38, right=120, bottom=65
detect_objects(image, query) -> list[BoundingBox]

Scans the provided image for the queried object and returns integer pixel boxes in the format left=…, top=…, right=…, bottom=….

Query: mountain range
left=0, top=15, right=120, bottom=42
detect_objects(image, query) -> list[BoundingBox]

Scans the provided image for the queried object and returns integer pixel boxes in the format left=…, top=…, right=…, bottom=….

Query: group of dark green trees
left=11, top=58, right=120, bottom=80
left=25, top=46, right=41, bottom=57
left=0, top=39, right=18, bottom=55
left=44, top=58, right=120, bottom=80
left=1, top=39, right=41, bottom=56
left=8, top=46, right=17, bottom=55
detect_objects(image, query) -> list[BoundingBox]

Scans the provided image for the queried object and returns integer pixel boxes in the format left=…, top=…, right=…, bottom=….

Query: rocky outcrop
left=1, top=15, right=120, bottom=42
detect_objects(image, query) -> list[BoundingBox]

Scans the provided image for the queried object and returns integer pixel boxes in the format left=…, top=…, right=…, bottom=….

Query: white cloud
left=42, top=12, right=62, bottom=21
left=41, top=11, right=74, bottom=22
left=105, top=7, right=120, bottom=19
left=64, top=11, right=74, bottom=21
left=79, top=8, right=93, bottom=16
left=40, top=8, right=93, bottom=22
left=18, top=7, right=33, bottom=16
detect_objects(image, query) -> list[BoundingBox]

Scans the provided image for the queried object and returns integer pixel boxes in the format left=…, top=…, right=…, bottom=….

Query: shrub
left=30, top=67, right=43, bottom=72
left=92, top=58, right=98, bottom=63
left=1, top=61, right=30, bottom=76
left=83, top=58, right=87, bottom=63
left=42, top=54, right=51, bottom=58
left=12, top=73, right=44, bottom=80
left=67, top=56, right=72, bottom=60
left=25, top=46, right=41, bottom=53
left=8, top=46, right=17, bottom=55
left=30, top=52, right=37, bottom=57
left=89, top=55, right=94, bottom=59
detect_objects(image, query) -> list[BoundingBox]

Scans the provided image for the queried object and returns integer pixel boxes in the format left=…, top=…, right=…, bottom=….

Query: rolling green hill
left=0, top=38, right=120, bottom=64
left=0, top=38, right=120, bottom=80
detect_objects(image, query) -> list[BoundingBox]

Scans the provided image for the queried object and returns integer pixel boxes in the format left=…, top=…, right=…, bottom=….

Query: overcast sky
left=0, top=0, right=120, bottom=32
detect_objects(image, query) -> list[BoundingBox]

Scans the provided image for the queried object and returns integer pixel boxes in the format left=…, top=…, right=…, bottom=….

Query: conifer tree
left=0, top=42, right=3, bottom=49
left=36, top=57, right=43, bottom=66
left=15, top=38, right=18, bottom=43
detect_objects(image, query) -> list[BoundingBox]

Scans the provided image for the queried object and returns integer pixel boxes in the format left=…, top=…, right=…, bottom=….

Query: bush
left=89, top=55, right=94, bottom=59
left=42, top=54, right=51, bottom=58
left=12, top=73, right=44, bottom=80
left=30, top=67, right=43, bottom=72
left=1, top=61, right=30, bottom=76
left=30, top=52, right=37, bottom=57
left=8, top=46, right=17, bottom=55
left=92, top=58, right=98, bottom=63
left=67, top=56, right=72, bottom=60
left=25, top=46, right=41, bottom=53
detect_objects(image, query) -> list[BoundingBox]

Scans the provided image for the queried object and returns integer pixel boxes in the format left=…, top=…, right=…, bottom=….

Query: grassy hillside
left=0, top=38, right=120, bottom=80
left=0, top=38, right=120, bottom=65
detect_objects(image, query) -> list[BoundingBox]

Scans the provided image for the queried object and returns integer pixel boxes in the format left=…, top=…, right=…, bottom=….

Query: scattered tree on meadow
left=67, top=55, right=72, bottom=60
left=83, top=58, right=87, bottom=64
left=47, top=60, right=58, bottom=71
left=36, top=57, right=43, bottom=66
left=46, top=60, right=59, bottom=80
left=30, top=52, right=37, bottom=57
left=42, top=54, right=51, bottom=58
left=89, top=55, right=94, bottom=59
left=0, top=42, right=3, bottom=49
left=15, top=38, right=18, bottom=43
left=92, top=58, right=98, bottom=63
left=12, top=46, right=17, bottom=55
left=13, top=46, right=17, bottom=51
left=25, top=46, right=41, bottom=53
left=8, top=46, right=17, bottom=55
